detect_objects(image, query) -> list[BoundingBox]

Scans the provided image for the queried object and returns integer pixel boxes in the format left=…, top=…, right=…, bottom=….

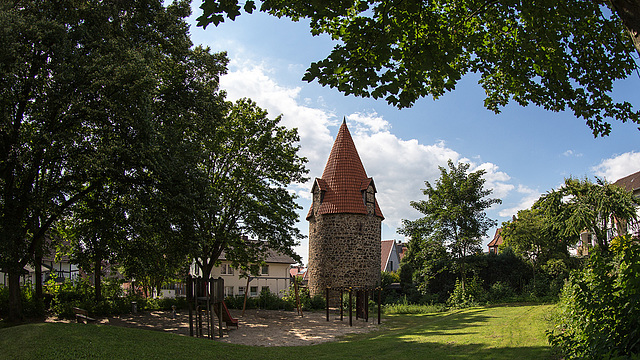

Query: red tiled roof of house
left=487, top=228, right=503, bottom=247
left=613, top=170, right=640, bottom=192
left=306, top=120, right=383, bottom=219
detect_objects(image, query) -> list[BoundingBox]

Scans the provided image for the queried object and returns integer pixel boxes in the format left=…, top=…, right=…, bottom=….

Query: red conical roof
left=307, top=120, right=383, bottom=219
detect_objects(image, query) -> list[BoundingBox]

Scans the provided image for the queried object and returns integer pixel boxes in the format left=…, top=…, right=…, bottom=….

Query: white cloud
left=218, top=61, right=532, bottom=256
left=498, top=185, right=541, bottom=217
left=347, top=112, right=391, bottom=134
left=592, top=151, right=640, bottom=182
left=562, top=149, right=583, bottom=157
left=471, top=162, right=514, bottom=201
left=219, top=62, right=336, bottom=199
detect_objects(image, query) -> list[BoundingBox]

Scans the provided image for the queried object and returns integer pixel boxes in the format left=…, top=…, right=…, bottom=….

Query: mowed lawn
left=0, top=303, right=554, bottom=360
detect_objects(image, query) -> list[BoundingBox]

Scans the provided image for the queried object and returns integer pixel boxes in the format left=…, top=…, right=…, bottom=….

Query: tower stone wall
left=306, top=120, right=383, bottom=299
left=308, top=208, right=381, bottom=296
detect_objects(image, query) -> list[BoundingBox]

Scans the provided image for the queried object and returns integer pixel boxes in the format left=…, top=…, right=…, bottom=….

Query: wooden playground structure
left=185, top=275, right=238, bottom=339
left=185, top=275, right=380, bottom=339
left=324, top=287, right=382, bottom=326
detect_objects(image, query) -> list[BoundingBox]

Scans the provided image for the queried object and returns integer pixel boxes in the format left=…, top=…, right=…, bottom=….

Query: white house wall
left=191, top=261, right=293, bottom=298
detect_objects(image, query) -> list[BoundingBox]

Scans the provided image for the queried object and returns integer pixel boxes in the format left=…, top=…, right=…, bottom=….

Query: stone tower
left=307, top=119, right=384, bottom=297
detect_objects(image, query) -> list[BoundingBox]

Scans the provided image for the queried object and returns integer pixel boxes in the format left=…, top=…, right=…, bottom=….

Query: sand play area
left=46, top=308, right=382, bottom=346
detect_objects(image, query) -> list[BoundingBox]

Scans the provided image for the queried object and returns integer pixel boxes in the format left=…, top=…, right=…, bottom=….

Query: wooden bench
left=73, top=307, right=96, bottom=323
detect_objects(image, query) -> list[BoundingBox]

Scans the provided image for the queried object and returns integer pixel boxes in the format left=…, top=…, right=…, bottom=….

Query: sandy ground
left=46, top=308, right=383, bottom=346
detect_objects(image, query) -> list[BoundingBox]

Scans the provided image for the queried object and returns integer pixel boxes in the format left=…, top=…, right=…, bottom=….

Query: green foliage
left=198, top=0, right=640, bottom=137
left=384, top=296, right=447, bottom=314
left=0, top=283, right=44, bottom=318
left=401, top=160, right=500, bottom=296
left=172, top=95, right=308, bottom=278
left=0, top=0, right=194, bottom=321
left=501, top=208, right=571, bottom=269
left=447, top=277, right=486, bottom=309
left=536, top=177, right=639, bottom=251
left=486, top=282, right=515, bottom=303
left=548, top=239, right=640, bottom=358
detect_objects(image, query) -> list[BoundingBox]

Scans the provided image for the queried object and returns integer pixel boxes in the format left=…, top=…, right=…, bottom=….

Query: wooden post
left=378, top=288, right=381, bottom=325
left=365, top=289, right=369, bottom=322
left=349, top=288, right=353, bottom=327
left=294, top=276, right=303, bottom=317
left=325, top=287, right=330, bottom=321
left=340, top=289, right=343, bottom=321
left=187, top=275, right=193, bottom=337
left=218, top=301, right=224, bottom=338
left=242, top=276, right=250, bottom=317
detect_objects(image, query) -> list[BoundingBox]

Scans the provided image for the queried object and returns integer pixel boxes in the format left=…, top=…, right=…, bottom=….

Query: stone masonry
left=306, top=120, right=383, bottom=299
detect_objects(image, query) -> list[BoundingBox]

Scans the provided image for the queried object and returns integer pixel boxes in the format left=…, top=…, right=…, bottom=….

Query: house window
left=250, top=286, right=258, bottom=297
left=238, top=286, right=246, bottom=296
left=261, top=265, right=269, bottom=275
left=220, top=263, right=234, bottom=275
left=224, top=286, right=234, bottom=297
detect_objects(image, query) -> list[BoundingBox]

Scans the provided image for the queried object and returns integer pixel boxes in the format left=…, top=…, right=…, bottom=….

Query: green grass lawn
left=0, top=303, right=555, bottom=360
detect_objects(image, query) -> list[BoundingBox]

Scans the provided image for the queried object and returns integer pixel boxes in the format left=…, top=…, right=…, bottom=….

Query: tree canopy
left=536, top=177, right=639, bottom=251
left=1, top=0, right=307, bottom=322
left=501, top=208, right=570, bottom=268
left=401, top=160, right=501, bottom=287
left=197, top=0, right=640, bottom=137
left=0, top=0, right=194, bottom=321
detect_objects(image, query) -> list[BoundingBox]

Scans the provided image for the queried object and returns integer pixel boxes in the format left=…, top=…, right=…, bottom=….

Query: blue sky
left=186, top=3, right=640, bottom=265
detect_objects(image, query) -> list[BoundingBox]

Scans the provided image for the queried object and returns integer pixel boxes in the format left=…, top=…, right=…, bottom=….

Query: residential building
left=381, top=240, right=401, bottom=272
left=487, top=228, right=504, bottom=254
left=0, top=241, right=80, bottom=287
left=613, top=170, right=640, bottom=239
left=575, top=170, right=640, bottom=256
left=189, top=246, right=296, bottom=299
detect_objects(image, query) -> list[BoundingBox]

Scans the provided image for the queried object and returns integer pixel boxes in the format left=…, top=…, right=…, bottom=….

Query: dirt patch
left=46, top=308, right=383, bottom=346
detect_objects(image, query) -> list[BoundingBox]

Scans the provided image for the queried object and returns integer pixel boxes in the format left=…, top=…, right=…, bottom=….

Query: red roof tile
left=307, top=120, right=384, bottom=219
left=487, top=228, right=503, bottom=247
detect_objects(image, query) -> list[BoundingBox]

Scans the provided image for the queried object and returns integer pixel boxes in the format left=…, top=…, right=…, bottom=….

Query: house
left=189, top=244, right=297, bottom=299
left=396, top=241, right=408, bottom=262
left=381, top=240, right=401, bottom=272
left=613, top=170, right=640, bottom=239
left=575, top=170, right=640, bottom=256
left=487, top=228, right=504, bottom=254
left=0, top=240, right=80, bottom=287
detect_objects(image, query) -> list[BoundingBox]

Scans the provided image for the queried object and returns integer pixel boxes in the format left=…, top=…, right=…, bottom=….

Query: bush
left=447, top=277, right=485, bottom=309
left=548, top=237, right=640, bottom=359
left=487, top=281, right=515, bottom=303
left=384, top=295, right=447, bottom=314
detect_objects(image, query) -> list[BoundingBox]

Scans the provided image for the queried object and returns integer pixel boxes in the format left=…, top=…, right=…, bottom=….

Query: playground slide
left=213, top=301, right=239, bottom=328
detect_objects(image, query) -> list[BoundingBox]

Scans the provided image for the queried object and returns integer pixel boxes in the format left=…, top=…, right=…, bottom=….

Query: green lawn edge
left=0, top=303, right=555, bottom=360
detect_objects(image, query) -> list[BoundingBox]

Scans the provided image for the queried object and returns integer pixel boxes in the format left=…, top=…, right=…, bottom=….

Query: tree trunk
left=94, top=258, right=102, bottom=302
left=609, top=0, right=640, bottom=57
left=7, top=270, right=23, bottom=323
left=34, top=254, right=43, bottom=302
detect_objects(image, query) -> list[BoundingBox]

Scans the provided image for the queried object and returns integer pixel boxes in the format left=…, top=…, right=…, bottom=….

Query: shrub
left=447, top=277, right=485, bottom=309
left=487, top=281, right=515, bottom=303
left=548, top=237, right=640, bottom=359
left=384, top=296, right=447, bottom=314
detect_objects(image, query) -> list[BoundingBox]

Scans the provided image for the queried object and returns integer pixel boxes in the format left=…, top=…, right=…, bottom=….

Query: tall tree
left=501, top=208, right=570, bottom=280
left=537, top=177, right=639, bottom=252
left=180, top=97, right=308, bottom=278
left=0, top=0, right=193, bottom=321
left=401, top=160, right=501, bottom=288
left=197, top=0, right=639, bottom=137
